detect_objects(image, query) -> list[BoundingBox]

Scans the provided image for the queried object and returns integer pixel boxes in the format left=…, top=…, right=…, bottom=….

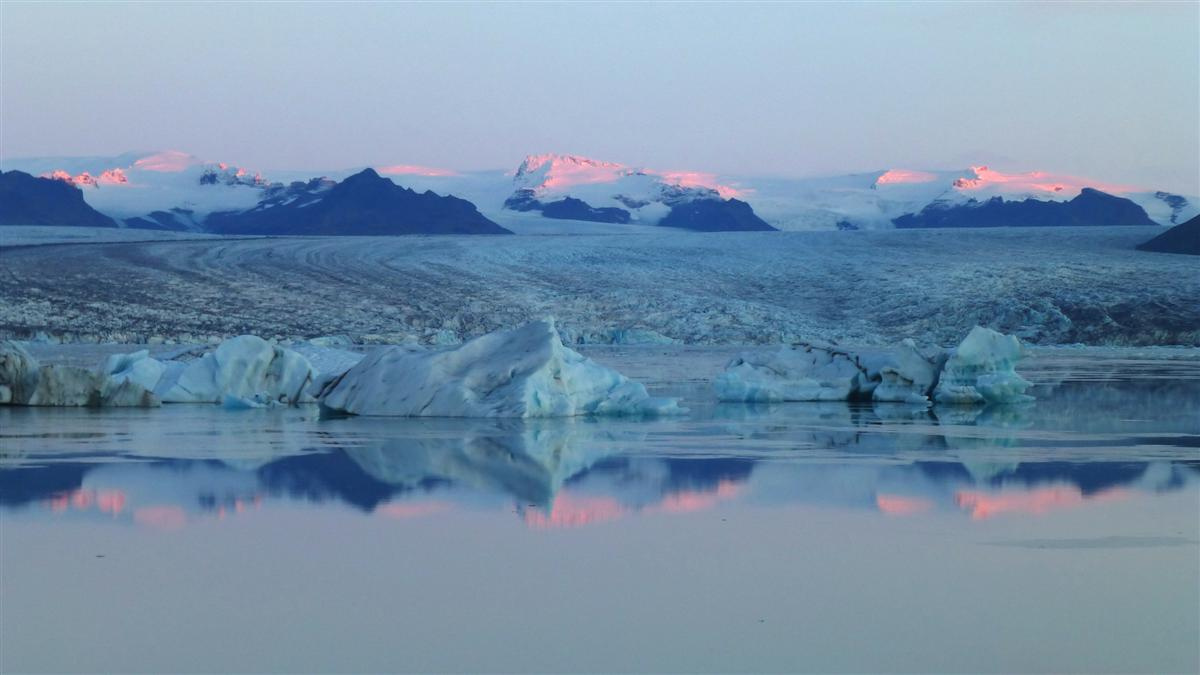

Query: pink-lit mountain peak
left=131, top=149, right=202, bottom=173
left=951, top=165, right=1138, bottom=196
left=514, top=153, right=637, bottom=189
left=513, top=153, right=744, bottom=199
left=868, top=164, right=1144, bottom=200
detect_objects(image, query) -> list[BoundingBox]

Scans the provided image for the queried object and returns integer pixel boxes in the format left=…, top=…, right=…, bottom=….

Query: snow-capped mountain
left=745, top=166, right=1196, bottom=230
left=501, top=154, right=775, bottom=231
left=2, top=150, right=1194, bottom=234
left=2, top=150, right=266, bottom=231
left=205, top=169, right=509, bottom=236
left=0, top=170, right=118, bottom=228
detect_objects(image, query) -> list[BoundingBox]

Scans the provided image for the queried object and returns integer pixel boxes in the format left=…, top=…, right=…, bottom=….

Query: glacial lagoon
left=2, top=346, right=1197, bottom=673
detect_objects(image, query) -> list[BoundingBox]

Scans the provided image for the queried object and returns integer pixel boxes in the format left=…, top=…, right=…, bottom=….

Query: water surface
left=2, top=348, right=1197, bottom=673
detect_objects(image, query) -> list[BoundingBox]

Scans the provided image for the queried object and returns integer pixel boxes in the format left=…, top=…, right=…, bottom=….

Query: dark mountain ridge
left=0, top=170, right=118, bottom=228
left=206, top=169, right=511, bottom=235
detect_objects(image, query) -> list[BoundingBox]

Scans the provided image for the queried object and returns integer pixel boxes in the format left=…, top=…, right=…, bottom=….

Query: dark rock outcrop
left=893, top=188, right=1157, bottom=229
left=541, top=197, right=631, bottom=223
left=1136, top=214, right=1199, bottom=255
left=0, top=170, right=117, bottom=228
left=503, top=191, right=632, bottom=224
left=657, top=197, right=777, bottom=232
left=206, top=169, right=510, bottom=236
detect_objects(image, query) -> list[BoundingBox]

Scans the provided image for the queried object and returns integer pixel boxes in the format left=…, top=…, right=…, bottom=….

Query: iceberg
left=715, top=327, right=1031, bottom=406
left=714, top=342, right=876, bottom=402
left=316, top=319, right=683, bottom=418
left=158, top=335, right=315, bottom=404
left=933, top=326, right=1033, bottom=405
left=872, top=339, right=947, bottom=404
left=0, top=341, right=159, bottom=407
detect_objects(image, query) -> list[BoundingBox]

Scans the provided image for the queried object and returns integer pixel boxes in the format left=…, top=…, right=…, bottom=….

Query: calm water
left=2, top=348, right=1198, bottom=673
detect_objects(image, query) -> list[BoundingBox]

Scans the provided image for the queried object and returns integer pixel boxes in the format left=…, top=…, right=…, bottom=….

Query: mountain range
left=1, top=150, right=1195, bottom=236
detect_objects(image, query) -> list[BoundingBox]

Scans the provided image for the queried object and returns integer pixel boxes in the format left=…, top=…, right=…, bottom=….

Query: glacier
left=316, top=319, right=684, bottom=418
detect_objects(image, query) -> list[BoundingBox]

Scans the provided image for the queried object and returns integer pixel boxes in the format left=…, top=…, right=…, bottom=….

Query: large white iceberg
left=933, top=326, right=1034, bottom=405
left=316, top=319, right=683, bottom=418
left=158, top=335, right=316, bottom=404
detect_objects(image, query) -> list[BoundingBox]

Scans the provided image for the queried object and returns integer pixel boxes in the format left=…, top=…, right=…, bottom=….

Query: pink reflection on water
left=649, top=479, right=744, bottom=514
left=133, top=505, right=187, bottom=531
left=43, top=489, right=128, bottom=516
left=377, top=501, right=452, bottom=520
left=955, top=485, right=1130, bottom=520
left=524, top=493, right=627, bottom=529
left=525, top=478, right=747, bottom=529
left=875, top=493, right=935, bottom=516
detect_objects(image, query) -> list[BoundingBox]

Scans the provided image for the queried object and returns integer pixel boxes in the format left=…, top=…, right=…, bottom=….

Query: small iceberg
left=933, top=326, right=1033, bottom=405
left=316, top=318, right=684, bottom=418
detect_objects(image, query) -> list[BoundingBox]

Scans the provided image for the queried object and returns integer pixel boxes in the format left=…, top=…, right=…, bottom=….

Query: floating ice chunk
left=872, top=339, right=947, bottom=404
left=933, top=326, right=1033, bottom=405
left=714, top=342, right=875, bottom=402
left=159, top=335, right=315, bottom=404
left=0, top=341, right=159, bottom=407
left=317, top=319, right=683, bottom=418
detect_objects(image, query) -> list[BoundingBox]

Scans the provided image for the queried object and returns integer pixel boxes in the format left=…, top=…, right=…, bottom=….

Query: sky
left=2, top=1, right=1197, bottom=193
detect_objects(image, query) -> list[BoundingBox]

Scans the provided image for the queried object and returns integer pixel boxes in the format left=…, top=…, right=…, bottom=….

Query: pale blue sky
left=2, top=1, right=1197, bottom=192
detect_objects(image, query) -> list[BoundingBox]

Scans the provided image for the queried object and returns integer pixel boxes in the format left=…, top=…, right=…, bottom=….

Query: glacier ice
left=714, top=342, right=876, bottom=402
left=98, top=349, right=167, bottom=398
left=872, top=339, right=947, bottom=404
left=715, top=327, right=1031, bottom=406
left=933, top=326, right=1033, bottom=405
left=0, top=340, right=159, bottom=407
left=316, top=319, right=683, bottom=418
left=158, top=335, right=316, bottom=404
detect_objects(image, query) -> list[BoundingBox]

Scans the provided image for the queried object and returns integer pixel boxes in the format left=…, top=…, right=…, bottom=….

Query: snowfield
left=1, top=226, right=1196, bottom=347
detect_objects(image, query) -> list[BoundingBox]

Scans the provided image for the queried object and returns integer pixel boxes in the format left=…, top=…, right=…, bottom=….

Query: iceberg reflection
left=1, top=389, right=1196, bottom=531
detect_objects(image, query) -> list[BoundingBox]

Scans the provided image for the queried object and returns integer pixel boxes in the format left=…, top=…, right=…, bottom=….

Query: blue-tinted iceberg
left=715, top=327, right=1031, bottom=406
left=714, top=343, right=875, bottom=402
left=158, top=335, right=315, bottom=404
left=316, top=319, right=683, bottom=418
left=933, top=326, right=1033, bottom=405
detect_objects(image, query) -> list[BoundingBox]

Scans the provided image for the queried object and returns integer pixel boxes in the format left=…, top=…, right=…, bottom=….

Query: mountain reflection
left=2, top=397, right=1197, bottom=531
